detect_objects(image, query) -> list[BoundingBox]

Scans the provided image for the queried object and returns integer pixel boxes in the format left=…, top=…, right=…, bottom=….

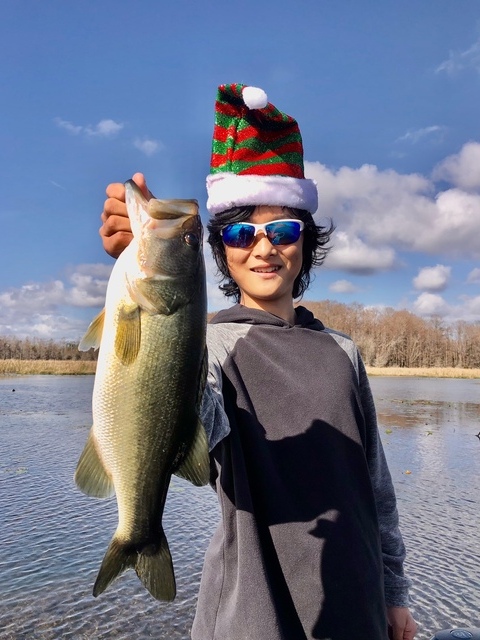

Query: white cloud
left=436, top=38, right=480, bottom=75
left=54, top=117, right=83, bottom=135
left=0, top=280, right=86, bottom=340
left=306, top=146, right=480, bottom=267
left=18, top=314, right=87, bottom=340
left=409, top=292, right=480, bottom=324
left=85, top=119, right=124, bottom=137
left=413, top=265, right=451, bottom=292
left=134, top=137, right=163, bottom=156
left=329, top=279, right=360, bottom=294
left=65, top=264, right=112, bottom=307
left=0, top=265, right=111, bottom=340
left=396, top=125, right=446, bottom=144
left=54, top=117, right=165, bottom=156
left=0, top=280, right=65, bottom=314
left=467, top=267, right=480, bottom=284
left=432, top=142, right=480, bottom=190
left=426, top=188, right=480, bottom=255
left=325, top=231, right=396, bottom=274
left=413, top=292, right=450, bottom=317
left=0, top=254, right=231, bottom=338
left=54, top=117, right=124, bottom=137
left=459, top=295, right=480, bottom=320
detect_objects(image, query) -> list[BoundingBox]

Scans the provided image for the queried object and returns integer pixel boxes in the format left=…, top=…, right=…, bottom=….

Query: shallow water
left=373, top=377, right=480, bottom=637
left=0, top=375, right=479, bottom=639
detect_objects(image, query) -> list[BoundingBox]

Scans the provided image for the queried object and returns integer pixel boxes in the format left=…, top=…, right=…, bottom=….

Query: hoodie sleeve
left=357, top=354, right=412, bottom=607
left=200, top=325, right=232, bottom=451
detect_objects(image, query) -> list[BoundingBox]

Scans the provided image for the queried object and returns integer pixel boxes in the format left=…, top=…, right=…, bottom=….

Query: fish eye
left=184, top=232, right=200, bottom=248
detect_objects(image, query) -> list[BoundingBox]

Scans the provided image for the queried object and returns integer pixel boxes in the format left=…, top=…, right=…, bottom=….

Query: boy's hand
left=99, top=172, right=150, bottom=258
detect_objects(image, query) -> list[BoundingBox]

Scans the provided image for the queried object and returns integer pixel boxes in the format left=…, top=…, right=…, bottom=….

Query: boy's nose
left=253, top=233, right=277, bottom=255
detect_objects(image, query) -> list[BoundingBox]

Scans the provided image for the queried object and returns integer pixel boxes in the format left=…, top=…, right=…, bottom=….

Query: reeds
left=1, top=360, right=479, bottom=378
left=366, top=366, right=480, bottom=379
left=0, top=360, right=96, bottom=375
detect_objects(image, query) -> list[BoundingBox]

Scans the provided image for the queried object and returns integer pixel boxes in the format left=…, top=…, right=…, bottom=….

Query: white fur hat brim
left=206, top=173, right=318, bottom=215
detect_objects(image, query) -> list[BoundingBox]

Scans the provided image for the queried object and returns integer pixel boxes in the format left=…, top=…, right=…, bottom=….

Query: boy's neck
left=239, top=298, right=297, bottom=325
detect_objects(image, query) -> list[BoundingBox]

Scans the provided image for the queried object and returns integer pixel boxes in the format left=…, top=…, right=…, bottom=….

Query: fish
left=75, top=180, right=210, bottom=601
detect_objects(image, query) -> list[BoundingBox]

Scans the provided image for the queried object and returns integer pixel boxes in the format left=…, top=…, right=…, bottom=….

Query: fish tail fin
left=93, top=536, right=135, bottom=597
left=93, top=532, right=176, bottom=602
left=135, top=533, right=176, bottom=602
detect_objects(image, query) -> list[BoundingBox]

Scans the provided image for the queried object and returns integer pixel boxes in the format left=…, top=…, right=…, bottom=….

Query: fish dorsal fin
left=115, top=304, right=141, bottom=365
left=174, top=419, right=210, bottom=487
left=74, top=429, right=114, bottom=498
left=78, top=309, right=106, bottom=351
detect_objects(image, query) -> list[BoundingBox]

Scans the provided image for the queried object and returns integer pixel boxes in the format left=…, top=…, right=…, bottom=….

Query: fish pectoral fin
left=93, top=533, right=176, bottom=602
left=74, top=429, right=114, bottom=498
left=78, top=308, right=106, bottom=351
left=115, top=304, right=141, bottom=365
left=174, top=419, right=210, bottom=487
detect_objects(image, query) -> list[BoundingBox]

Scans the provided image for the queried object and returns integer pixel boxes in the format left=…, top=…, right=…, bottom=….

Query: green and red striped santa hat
left=206, top=83, right=318, bottom=215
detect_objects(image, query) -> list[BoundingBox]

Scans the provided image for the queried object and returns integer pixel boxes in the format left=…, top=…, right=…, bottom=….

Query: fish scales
left=95, top=307, right=201, bottom=526
left=75, top=180, right=210, bottom=601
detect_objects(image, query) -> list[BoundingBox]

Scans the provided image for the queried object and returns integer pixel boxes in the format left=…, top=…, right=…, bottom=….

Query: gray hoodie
left=192, top=304, right=411, bottom=640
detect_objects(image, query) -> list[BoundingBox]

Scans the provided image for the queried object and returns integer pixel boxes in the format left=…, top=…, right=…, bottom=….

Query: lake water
left=0, top=375, right=479, bottom=639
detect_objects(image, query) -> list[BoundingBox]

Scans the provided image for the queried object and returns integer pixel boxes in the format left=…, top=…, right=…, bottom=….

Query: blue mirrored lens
left=222, top=224, right=256, bottom=248
left=265, top=221, right=302, bottom=245
left=222, top=221, right=302, bottom=248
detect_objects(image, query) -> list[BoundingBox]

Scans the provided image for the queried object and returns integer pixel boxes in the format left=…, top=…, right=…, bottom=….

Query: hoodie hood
left=210, top=303, right=324, bottom=331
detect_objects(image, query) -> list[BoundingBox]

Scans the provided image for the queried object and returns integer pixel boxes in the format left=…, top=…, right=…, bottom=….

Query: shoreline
left=365, top=366, right=480, bottom=379
left=0, top=360, right=479, bottom=378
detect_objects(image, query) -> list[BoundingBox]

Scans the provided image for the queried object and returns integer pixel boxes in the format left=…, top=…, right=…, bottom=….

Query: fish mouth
left=126, top=179, right=198, bottom=221
left=148, top=198, right=199, bottom=221
left=125, top=180, right=200, bottom=239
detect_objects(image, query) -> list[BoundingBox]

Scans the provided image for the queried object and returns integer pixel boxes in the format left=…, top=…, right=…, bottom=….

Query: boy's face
left=224, top=206, right=303, bottom=314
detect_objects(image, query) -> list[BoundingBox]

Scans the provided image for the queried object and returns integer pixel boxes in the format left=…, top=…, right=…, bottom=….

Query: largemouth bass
left=75, top=180, right=210, bottom=601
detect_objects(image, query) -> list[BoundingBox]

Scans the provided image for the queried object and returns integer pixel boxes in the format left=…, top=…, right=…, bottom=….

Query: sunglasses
left=221, top=219, right=305, bottom=248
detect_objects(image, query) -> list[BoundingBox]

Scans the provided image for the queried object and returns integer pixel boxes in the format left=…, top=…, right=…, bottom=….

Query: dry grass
left=366, top=366, right=480, bottom=379
left=0, top=359, right=96, bottom=375
left=1, top=360, right=479, bottom=379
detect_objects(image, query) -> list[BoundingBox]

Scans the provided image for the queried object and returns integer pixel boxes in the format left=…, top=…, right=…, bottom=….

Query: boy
left=99, top=84, right=417, bottom=640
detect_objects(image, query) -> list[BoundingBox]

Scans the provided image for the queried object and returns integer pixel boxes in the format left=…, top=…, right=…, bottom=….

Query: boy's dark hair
left=207, top=206, right=334, bottom=302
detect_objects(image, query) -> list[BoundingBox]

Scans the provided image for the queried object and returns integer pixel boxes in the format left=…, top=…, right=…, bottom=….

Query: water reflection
left=0, top=375, right=479, bottom=639
left=371, top=377, right=480, bottom=637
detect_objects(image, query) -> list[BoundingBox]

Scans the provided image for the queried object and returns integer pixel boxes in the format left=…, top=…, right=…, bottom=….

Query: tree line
left=302, top=300, right=480, bottom=368
left=0, top=337, right=97, bottom=361
left=0, top=301, right=479, bottom=368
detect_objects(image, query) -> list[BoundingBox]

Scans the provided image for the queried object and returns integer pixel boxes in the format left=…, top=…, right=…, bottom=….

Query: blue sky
left=1, top=0, right=480, bottom=339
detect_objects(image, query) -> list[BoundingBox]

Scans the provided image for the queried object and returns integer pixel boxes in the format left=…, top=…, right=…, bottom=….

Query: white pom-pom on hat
left=242, top=86, right=268, bottom=110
